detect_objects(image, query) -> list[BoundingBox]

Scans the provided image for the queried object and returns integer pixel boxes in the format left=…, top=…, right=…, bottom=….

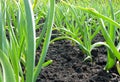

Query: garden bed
left=36, top=35, right=120, bottom=82
left=1, top=0, right=120, bottom=82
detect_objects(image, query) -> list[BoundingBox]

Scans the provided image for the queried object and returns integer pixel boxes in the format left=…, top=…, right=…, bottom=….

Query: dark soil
left=36, top=34, right=120, bottom=82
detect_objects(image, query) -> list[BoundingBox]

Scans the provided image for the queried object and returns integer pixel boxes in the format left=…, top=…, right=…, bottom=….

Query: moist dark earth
left=36, top=34, right=120, bottom=82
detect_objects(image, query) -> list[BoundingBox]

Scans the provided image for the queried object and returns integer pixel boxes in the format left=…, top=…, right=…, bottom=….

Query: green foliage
left=52, top=0, right=120, bottom=74
left=0, top=0, right=55, bottom=82
left=1, top=0, right=120, bottom=81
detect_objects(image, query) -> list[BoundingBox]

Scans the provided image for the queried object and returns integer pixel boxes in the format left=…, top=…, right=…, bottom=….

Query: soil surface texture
left=36, top=34, right=120, bottom=82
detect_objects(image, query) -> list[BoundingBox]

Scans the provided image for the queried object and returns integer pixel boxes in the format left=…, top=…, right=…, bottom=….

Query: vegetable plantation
left=0, top=0, right=120, bottom=82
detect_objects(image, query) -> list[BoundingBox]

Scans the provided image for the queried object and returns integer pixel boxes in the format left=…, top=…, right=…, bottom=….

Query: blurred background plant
left=51, top=0, right=120, bottom=73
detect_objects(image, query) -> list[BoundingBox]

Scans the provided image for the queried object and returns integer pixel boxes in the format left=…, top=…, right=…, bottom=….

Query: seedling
left=52, top=0, right=120, bottom=73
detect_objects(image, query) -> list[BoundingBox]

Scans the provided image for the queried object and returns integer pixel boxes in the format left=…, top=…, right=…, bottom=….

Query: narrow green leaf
left=100, top=19, right=120, bottom=60
left=36, top=13, right=49, bottom=49
left=104, top=0, right=116, bottom=71
left=91, top=42, right=110, bottom=51
left=0, top=50, right=16, bottom=82
left=0, top=69, right=3, bottom=82
left=90, top=26, right=101, bottom=40
left=32, top=0, right=38, bottom=9
left=104, top=49, right=116, bottom=71
left=0, top=1, right=3, bottom=50
left=42, top=60, right=53, bottom=68
left=91, top=42, right=115, bottom=71
left=33, top=0, right=55, bottom=81
left=0, top=0, right=8, bottom=53
left=23, top=0, right=36, bottom=82
left=50, top=36, right=90, bottom=56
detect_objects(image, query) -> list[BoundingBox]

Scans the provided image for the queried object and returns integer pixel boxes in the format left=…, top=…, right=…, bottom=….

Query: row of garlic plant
left=52, top=0, right=120, bottom=74
left=0, top=0, right=55, bottom=82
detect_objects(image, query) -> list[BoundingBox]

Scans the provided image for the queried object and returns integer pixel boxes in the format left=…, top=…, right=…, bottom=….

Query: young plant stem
left=23, top=0, right=36, bottom=82
left=33, top=0, right=55, bottom=81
